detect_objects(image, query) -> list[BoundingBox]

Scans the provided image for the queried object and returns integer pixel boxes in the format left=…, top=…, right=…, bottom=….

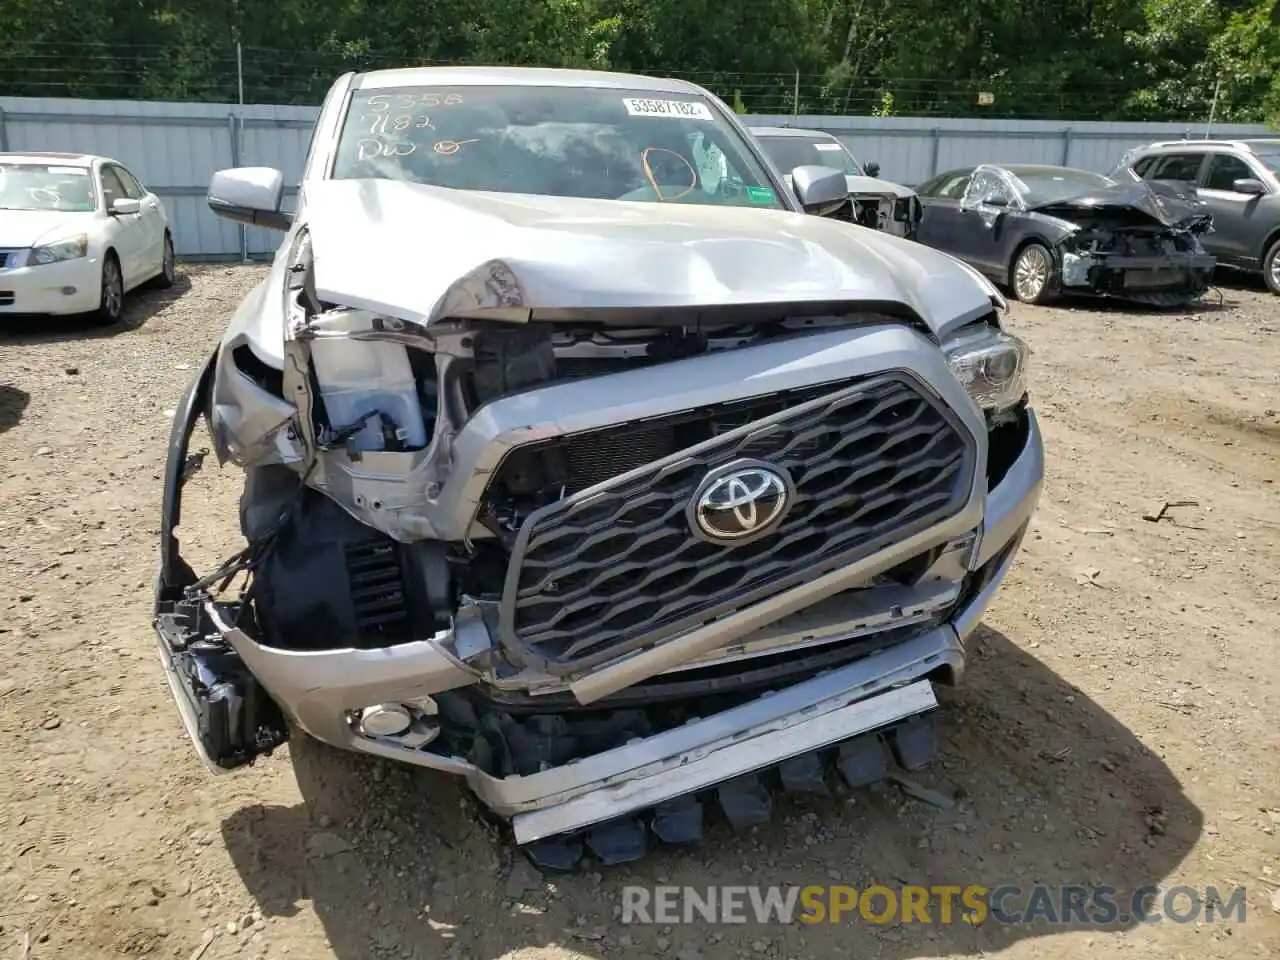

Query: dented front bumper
left=159, top=391, right=1041, bottom=839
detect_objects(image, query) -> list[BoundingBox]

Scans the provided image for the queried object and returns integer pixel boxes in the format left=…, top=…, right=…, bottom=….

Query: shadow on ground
left=0, top=273, right=193, bottom=343
left=0, top=383, right=30, bottom=435
left=222, top=626, right=1201, bottom=960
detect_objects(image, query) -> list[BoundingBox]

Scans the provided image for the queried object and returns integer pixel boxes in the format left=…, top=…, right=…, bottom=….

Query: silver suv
left=1120, top=139, right=1280, bottom=294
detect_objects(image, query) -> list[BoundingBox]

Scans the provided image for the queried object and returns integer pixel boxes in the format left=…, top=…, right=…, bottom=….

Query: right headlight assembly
left=943, top=325, right=1030, bottom=413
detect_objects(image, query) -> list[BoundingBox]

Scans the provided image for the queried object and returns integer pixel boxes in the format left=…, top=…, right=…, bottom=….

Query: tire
left=152, top=232, right=176, bottom=289
left=1263, top=237, right=1280, bottom=296
left=90, top=252, right=125, bottom=326
left=1010, top=242, right=1056, bottom=304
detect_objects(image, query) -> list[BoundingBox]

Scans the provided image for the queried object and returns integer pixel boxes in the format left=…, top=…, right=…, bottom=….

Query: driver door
left=958, top=169, right=1018, bottom=276
left=99, top=165, right=146, bottom=287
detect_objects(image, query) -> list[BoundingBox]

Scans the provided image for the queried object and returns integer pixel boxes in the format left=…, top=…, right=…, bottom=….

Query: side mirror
left=790, top=164, right=848, bottom=216
left=208, top=167, right=291, bottom=230
left=110, top=197, right=141, bottom=216
left=864, top=161, right=881, bottom=178
left=1232, top=177, right=1267, bottom=196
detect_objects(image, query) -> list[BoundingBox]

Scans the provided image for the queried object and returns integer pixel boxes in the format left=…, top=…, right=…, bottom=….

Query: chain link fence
left=0, top=41, right=1230, bottom=123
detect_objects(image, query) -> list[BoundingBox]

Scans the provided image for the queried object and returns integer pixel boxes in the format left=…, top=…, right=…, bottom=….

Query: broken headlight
left=943, top=326, right=1029, bottom=413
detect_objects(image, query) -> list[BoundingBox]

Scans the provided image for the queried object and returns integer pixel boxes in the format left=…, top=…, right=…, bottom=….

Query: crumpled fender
left=156, top=349, right=216, bottom=598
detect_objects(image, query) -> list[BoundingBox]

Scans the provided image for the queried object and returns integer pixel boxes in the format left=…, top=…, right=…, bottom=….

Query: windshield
left=755, top=136, right=861, bottom=176
left=1257, top=153, right=1280, bottom=176
left=0, top=163, right=95, bottom=212
left=1009, top=168, right=1116, bottom=205
left=331, top=85, right=787, bottom=210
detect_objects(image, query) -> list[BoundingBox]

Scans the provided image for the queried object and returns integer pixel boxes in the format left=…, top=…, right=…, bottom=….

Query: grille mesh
left=497, top=373, right=974, bottom=673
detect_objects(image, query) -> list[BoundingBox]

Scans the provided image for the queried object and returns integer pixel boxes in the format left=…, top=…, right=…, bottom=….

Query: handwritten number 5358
left=366, top=93, right=464, bottom=112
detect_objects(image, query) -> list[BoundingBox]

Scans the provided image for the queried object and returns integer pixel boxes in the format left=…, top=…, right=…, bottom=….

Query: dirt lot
left=1, top=265, right=1278, bottom=960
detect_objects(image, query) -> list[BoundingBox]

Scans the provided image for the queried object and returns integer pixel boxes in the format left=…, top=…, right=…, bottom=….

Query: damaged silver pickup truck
left=154, top=66, right=1044, bottom=869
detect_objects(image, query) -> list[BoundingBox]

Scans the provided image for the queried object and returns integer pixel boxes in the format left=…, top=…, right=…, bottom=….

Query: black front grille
left=497, top=373, right=974, bottom=673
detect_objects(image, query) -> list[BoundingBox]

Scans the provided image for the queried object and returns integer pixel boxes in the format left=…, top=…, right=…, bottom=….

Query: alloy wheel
left=1014, top=246, right=1049, bottom=302
left=103, top=258, right=123, bottom=318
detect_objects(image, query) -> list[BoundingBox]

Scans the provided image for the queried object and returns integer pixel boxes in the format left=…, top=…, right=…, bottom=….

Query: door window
left=1203, top=154, right=1257, bottom=192
left=1132, top=156, right=1157, bottom=176
left=1146, top=153, right=1204, bottom=182
left=962, top=169, right=1013, bottom=208
left=919, top=170, right=971, bottom=199
left=100, top=166, right=129, bottom=208
left=111, top=164, right=146, bottom=199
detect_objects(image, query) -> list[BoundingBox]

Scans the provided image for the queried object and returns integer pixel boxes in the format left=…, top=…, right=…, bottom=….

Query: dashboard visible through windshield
left=331, top=85, right=787, bottom=210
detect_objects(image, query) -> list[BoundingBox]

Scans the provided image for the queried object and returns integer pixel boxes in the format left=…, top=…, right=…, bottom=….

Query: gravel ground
left=1, top=265, right=1279, bottom=960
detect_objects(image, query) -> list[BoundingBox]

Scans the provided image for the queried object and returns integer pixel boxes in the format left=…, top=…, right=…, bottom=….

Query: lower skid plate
left=514, top=683, right=941, bottom=871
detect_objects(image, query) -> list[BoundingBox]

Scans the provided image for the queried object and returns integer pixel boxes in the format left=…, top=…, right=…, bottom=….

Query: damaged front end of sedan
left=154, top=174, right=1042, bottom=870
left=845, top=180, right=922, bottom=242
left=1035, top=177, right=1216, bottom=306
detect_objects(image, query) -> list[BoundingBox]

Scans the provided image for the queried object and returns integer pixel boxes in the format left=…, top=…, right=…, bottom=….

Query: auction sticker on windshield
left=623, top=98, right=713, bottom=121
left=814, top=143, right=844, bottom=151
left=745, top=186, right=778, bottom=205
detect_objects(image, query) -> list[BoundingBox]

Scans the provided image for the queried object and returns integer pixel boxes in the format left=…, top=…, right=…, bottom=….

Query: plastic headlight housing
left=943, top=326, right=1029, bottom=412
left=28, top=234, right=89, bottom=265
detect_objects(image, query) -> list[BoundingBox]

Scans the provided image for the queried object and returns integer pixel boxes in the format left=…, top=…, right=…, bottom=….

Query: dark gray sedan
left=915, top=163, right=1216, bottom=307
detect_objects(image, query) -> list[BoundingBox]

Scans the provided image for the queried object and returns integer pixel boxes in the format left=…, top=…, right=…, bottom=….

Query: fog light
left=356, top=703, right=412, bottom=738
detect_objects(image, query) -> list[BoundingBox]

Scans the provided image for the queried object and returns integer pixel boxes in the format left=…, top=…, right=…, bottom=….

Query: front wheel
left=1011, top=242, right=1056, bottom=304
left=153, top=232, right=176, bottom=289
left=1263, top=237, right=1280, bottom=295
left=89, top=253, right=125, bottom=326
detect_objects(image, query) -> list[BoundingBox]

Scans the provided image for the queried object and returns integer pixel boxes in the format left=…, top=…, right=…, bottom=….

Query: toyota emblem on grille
left=689, top=460, right=795, bottom=544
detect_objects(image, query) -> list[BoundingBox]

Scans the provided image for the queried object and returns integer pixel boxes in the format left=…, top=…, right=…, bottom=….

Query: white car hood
left=0, top=210, right=91, bottom=248
left=302, top=179, right=995, bottom=338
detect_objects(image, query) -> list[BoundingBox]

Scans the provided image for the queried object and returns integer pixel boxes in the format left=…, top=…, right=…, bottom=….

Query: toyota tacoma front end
left=152, top=65, right=1043, bottom=868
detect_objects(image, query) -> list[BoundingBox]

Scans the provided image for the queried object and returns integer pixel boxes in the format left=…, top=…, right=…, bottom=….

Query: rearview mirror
left=1232, top=177, right=1267, bottom=196
left=110, top=198, right=140, bottom=216
left=982, top=193, right=1009, bottom=207
left=864, top=161, right=881, bottom=178
left=790, top=165, right=848, bottom=216
left=208, top=167, right=291, bottom=230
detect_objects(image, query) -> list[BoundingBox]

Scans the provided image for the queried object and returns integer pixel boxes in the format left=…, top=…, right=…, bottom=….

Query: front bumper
left=0, top=256, right=102, bottom=314
left=166, top=401, right=1043, bottom=837
left=1061, top=250, right=1216, bottom=298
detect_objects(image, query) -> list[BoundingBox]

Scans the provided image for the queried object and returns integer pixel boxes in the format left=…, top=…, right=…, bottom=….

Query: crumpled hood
left=302, top=179, right=994, bottom=338
left=0, top=210, right=91, bottom=248
left=844, top=175, right=916, bottom=200
left=1029, top=180, right=1206, bottom=229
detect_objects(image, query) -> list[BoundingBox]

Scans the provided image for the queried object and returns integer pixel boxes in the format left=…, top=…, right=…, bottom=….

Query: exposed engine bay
left=1058, top=218, right=1215, bottom=304
left=847, top=193, right=922, bottom=240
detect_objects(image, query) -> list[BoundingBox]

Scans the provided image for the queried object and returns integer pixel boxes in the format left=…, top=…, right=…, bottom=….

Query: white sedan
left=0, top=152, right=176, bottom=325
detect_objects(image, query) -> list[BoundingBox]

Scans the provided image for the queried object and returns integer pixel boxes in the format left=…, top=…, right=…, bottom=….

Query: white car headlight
left=943, top=326, right=1029, bottom=412
left=27, top=234, right=89, bottom=266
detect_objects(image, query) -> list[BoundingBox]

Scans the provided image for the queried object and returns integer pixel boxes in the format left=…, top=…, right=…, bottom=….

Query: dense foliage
left=1, top=0, right=1278, bottom=123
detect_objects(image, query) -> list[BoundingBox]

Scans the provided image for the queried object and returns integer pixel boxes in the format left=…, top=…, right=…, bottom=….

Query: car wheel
left=90, top=252, right=125, bottom=326
left=1264, top=237, right=1280, bottom=296
left=153, top=232, right=176, bottom=289
left=1011, top=243, right=1055, bottom=304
